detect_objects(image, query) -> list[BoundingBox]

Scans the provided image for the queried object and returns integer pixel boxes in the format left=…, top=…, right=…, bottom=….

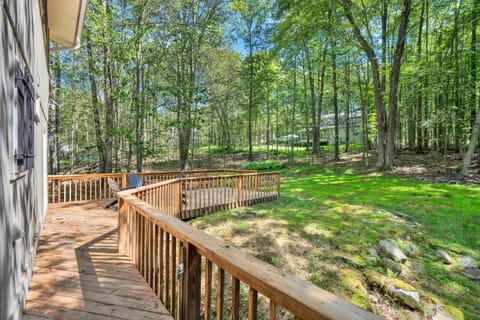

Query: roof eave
left=48, top=0, right=88, bottom=52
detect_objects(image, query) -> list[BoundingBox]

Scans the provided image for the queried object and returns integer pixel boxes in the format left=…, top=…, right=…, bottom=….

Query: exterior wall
left=0, top=1, right=49, bottom=319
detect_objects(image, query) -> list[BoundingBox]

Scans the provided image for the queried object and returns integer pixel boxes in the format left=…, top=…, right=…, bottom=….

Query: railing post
left=237, top=176, right=243, bottom=207
left=178, top=180, right=183, bottom=219
left=118, top=197, right=128, bottom=254
left=122, top=174, right=128, bottom=189
left=276, top=173, right=281, bottom=198
left=184, top=243, right=201, bottom=320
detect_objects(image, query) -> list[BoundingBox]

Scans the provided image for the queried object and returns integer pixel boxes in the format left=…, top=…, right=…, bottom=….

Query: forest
left=49, top=0, right=479, bottom=175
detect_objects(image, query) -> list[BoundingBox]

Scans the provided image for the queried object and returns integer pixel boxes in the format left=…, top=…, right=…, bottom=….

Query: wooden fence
left=117, top=191, right=381, bottom=320
left=47, top=170, right=257, bottom=204
left=130, top=173, right=280, bottom=219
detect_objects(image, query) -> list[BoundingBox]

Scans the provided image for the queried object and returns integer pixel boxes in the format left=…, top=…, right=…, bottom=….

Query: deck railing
left=117, top=189, right=380, bottom=320
left=47, top=170, right=257, bottom=204
left=131, top=173, right=280, bottom=219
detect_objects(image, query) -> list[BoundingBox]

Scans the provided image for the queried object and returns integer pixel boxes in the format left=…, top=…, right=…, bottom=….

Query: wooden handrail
left=117, top=191, right=380, bottom=320
left=129, top=173, right=281, bottom=219
left=47, top=170, right=259, bottom=204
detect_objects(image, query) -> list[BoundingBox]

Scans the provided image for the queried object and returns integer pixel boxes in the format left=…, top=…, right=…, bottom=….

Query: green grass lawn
left=191, top=165, right=480, bottom=319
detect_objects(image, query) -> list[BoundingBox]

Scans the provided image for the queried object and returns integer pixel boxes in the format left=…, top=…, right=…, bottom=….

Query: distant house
left=320, top=110, right=364, bottom=145
left=0, top=1, right=87, bottom=319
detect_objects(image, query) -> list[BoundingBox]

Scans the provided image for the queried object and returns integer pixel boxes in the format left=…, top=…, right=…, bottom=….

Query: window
left=13, top=61, right=35, bottom=173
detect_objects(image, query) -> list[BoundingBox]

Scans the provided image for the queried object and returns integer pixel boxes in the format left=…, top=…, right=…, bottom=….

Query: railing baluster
left=185, top=243, right=201, bottom=320
left=170, top=236, right=177, bottom=316
left=232, top=276, right=240, bottom=320
left=248, top=288, right=258, bottom=320
left=217, top=267, right=225, bottom=320
left=204, top=260, right=213, bottom=320
left=269, top=300, right=278, bottom=320
left=159, top=228, right=165, bottom=301
left=165, top=232, right=170, bottom=310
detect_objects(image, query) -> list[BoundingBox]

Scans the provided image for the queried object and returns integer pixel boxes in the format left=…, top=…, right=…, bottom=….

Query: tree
left=342, top=0, right=412, bottom=170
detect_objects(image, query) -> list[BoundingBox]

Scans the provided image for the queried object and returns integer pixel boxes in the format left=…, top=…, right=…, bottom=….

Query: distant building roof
left=48, top=0, right=88, bottom=51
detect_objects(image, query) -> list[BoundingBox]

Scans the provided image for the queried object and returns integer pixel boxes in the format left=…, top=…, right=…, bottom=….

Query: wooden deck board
left=24, top=200, right=172, bottom=320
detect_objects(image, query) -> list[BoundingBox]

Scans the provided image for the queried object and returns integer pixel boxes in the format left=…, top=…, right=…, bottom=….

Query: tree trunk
left=102, top=0, right=114, bottom=173
left=303, top=40, right=318, bottom=154
left=416, top=0, right=425, bottom=153
left=461, top=1, right=479, bottom=176
left=248, top=31, right=254, bottom=161
left=342, top=0, right=387, bottom=169
left=332, top=42, right=340, bottom=161
left=385, top=0, right=412, bottom=170
left=344, top=57, right=351, bottom=153
left=85, top=28, right=106, bottom=172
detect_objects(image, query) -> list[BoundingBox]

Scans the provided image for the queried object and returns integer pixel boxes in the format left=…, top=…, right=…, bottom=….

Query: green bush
left=244, top=160, right=282, bottom=171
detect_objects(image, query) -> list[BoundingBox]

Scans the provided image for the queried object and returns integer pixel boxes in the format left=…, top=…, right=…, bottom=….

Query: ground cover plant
left=190, top=165, right=480, bottom=319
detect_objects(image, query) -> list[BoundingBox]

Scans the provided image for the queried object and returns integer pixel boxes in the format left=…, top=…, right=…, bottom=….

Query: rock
left=334, top=252, right=367, bottom=268
left=378, top=239, right=407, bottom=263
left=460, top=266, right=480, bottom=280
left=350, top=293, right=375, bottom=312
left=432, top=305, right=465, bottom=320
left=369, top=294, right=379, bottom=303
left=435, top=250, right=454, bottom=264
left=387, top=283, right=420, bottom=309
left=365, top=272, right=420, bottom=309
left=405, top=244, right=419, bottom=257
left=383, top=258, right=403, bottom=273
left=368, top=248, right=378, bottom=258
left=458, top=256, right=476, bottom=267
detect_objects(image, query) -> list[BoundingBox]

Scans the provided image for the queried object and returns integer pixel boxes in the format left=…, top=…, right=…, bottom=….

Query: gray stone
left=386, top=283, right=420, bottom=309
left=432, top=305, right=465, bottom=320
left=458, top=256, right=476, bottom=267
left=365, top=272, right=420, bottom=309
left=368, top=248, right=378, bottom=258
left=405, top=244, right=419, bottom=257
left=378, top=239, right=407, bottom=263
left=368, top=294, right=379, bottom=303
left=334, top=252, right=367, bottom=268
left=460, top=266, right=480, bottom=280
left=435, top=250, right=454, bottom=264
left=383, top=258, right=403, bottom=273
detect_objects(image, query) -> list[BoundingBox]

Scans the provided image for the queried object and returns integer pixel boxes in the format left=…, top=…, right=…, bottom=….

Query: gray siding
left=1, top=1, right=49, bottom=319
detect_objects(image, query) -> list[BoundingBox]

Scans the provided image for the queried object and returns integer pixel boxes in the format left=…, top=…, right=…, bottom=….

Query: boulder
left=378, top=239, right=407, bottom=263
left=432, top=305, right=465, bottom=320
left=460, top=266, right=480, bottom=280
left=383, top=258, right=403, bottom=273
left=334, top=252, right=367, bottom=268
left=365, top=272, right=420, bottom=309
left=435, top=250, right=454, bottom=264
left=405, top=244, right=419, bottom=257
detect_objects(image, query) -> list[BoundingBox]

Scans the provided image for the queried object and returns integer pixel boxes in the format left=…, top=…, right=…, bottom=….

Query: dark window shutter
left=25, top=72, right=35, bottom=170
left=14, top=62, right=35, bottom=171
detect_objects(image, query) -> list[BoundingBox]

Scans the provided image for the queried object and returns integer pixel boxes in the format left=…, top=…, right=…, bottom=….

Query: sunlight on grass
left=191, top=165, right=480, bottom=319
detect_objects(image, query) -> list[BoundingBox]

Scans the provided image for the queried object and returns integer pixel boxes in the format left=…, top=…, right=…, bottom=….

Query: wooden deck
left=24, top=200, right=172, bottom=320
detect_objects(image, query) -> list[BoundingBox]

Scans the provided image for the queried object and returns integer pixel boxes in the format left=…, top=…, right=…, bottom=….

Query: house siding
left=1, top=1, right=49, bottom=319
